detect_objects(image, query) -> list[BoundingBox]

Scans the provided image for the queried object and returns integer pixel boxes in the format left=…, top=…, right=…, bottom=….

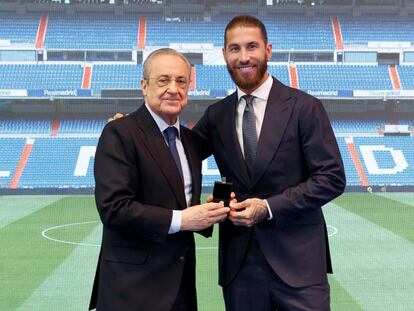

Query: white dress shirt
left=235, top=74, right=274, bottom=219
left=145, top=104, right=192, bottom=233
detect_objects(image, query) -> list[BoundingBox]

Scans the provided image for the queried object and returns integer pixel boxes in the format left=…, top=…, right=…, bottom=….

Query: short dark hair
left=224, top=15, right=268, bottom=48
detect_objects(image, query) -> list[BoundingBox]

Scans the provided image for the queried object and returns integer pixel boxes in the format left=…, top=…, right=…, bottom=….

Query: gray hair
left=142, top=48, right=191, bottom=80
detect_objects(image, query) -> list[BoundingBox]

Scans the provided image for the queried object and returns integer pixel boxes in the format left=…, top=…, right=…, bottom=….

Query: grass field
left=1, top=193, right=413, bottom=310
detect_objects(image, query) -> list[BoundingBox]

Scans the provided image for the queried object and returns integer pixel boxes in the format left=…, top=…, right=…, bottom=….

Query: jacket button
left=179, top=256, right=185, bottom=262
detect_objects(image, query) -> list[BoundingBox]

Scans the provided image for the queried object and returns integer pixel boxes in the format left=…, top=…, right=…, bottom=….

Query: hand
left=181, top=202, right=230, bottom=232
left=107, top=112, right=125, bottom=122
left=229, top=198, right=268, bottom=227
left=206, top=192, right=236, bottom=204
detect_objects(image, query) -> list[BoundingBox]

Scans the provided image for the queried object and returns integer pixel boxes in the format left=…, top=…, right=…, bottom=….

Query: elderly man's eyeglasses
left=148, top=76, right=189, bottom=89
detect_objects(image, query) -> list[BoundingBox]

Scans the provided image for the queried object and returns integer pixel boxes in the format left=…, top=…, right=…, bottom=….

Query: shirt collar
left=237, top=73, right=273, bottom=102
left=145, top=103, right=181, bottom=138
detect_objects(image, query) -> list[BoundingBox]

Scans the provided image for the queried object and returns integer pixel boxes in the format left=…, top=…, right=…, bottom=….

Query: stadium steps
left=138, top=16, right=146, bottom=49
left=51, top=119, right=60, bottom=137
left=289, top=64, right=299, bottom=89
left=82, top=65, right=92, bottom=89
left=345, top=138, right=369, bottom=187
left=9, top=138, right=34, bottom=189
left=388, top=65, right=401, bottom=90
left=35, top=15, right=48, bottom=49
left=331, top=16, right=344, bottom=50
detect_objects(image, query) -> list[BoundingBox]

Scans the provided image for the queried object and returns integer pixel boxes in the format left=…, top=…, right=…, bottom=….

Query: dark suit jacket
left=89, top=104, right=208, bottom=311
left=194, top=77, right=346, bottom=288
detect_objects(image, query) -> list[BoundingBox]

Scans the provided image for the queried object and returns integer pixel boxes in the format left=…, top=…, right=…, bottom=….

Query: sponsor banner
left=306, top=90, right=353, bottom=97
left=188, top=89, right=227, bottom=98
left=27, top=89, right=92, bottom=97
left=0, top=89, right=28, bottom=97
left=354, top=90, right=414, bottom=97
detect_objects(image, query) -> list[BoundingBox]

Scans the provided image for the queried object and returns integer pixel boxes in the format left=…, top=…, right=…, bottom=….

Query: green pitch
left=1, top=193, right=413, bottom=310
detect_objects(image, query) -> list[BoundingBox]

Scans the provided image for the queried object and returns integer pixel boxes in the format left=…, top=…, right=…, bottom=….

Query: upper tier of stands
left=1, top=13, right=414, bottom=49
left=262, top=16, right=334, bottom=50
left=340, top=16, right=414, bottom=46
left=45, top=13, right=139, bottom=49
left=0, top=12, right=39, bottom=44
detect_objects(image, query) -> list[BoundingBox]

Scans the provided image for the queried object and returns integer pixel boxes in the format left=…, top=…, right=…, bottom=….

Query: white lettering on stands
left=359, top=145, right=408, bottom=175
left=74, top=146, right=96, bottom=176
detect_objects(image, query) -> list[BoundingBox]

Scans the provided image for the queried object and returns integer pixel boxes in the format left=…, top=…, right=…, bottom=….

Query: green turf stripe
left=195, top=225, right=365, bottom=311
left=0, top=195, right=65, bottom=229
left=0, top=196, right=99, bottom=311
left=375, top=192, right=414, bottom=207
left=324, top=201, right=414, bottom=311
left=17, top=224, right=101, bottom=311
left=329, top=276, right=364, bottom=311
left=195, top=225, right=224, bottom=311
left=333, top=193, right=414, bottom=243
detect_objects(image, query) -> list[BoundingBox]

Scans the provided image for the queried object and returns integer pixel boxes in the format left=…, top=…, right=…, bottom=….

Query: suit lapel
left=180, top=127, right=200, bottom=206
left=134, top=105, right=187, bottom=209
left=219, top=92, right=252, bottom=188
left=252, top=78, right=294, bottom=187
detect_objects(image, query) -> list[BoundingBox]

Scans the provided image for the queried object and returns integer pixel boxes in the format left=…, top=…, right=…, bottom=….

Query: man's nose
left=167, top=80, right=179, bottom=93
left=239, top=48, right=250, bottom=63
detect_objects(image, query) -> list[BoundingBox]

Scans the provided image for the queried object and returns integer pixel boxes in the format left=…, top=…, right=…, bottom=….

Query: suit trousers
left=170, top=255, right=197, bottom=311
left=223, top=231, right=330, bottom=311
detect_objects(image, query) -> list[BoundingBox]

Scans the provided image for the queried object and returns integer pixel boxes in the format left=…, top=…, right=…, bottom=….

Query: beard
left=226, top=57, right=268, bottom=92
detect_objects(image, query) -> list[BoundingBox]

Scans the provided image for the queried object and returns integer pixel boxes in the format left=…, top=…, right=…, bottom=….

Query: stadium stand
left=0, top=115, right=413, bottom=189
left=58, top=119, right=106, bottom=134
left=262, top=15, right=335, bottom=50
left=398, top=65, right=414, bottom=90
left=0, top=138, right=26, bottom=188
left=15, top=137, right=98, bottom=188
left=44, top=13, right=139, bottom=50
left=331, top=119, right=387, bottom=134
left=0, top=64, right=83, bottom=90
left=1, top=3, right=414, bottom=191
left=340, top=15, right=414, bottom=46
left=0, top=119, right=51, bottom=134
left=0, top=13, right=39, bottom=44
left=297, top=64, right=393, bottom=90
left=90, top=64, right=142, bottom=93
left=353, top=136, right=414, bottom=186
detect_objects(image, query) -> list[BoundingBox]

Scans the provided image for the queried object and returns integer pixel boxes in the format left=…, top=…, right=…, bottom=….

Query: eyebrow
left=156, top=75, right=187, bottom=79
left=227, top=41, right=260, bottom=48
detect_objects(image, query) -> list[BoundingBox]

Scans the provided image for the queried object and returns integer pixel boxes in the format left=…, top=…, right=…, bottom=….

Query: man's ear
left=141, top=79, right=148, bottom=96
left=266, top=43, right=272, bottom=61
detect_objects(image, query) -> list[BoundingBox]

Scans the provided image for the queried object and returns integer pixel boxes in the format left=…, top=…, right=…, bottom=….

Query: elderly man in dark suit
left=194, top=15, right=346, bottom=311
left=89, top=48, right=230, bottom=311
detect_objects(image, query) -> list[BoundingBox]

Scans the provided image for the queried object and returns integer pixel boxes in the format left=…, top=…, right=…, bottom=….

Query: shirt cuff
left=264, top=199, right=273, bottom=220
left=168, top=210, right=182, bottom=234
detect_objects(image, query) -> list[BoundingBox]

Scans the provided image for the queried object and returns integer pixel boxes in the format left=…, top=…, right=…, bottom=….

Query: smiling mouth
left=237, top=65, right=256, bottom=73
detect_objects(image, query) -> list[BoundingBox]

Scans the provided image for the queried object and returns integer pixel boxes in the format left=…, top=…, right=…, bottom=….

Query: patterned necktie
left=164, top=126, right=183, bottom=181
left=242, top=95, right=257, bottom=177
